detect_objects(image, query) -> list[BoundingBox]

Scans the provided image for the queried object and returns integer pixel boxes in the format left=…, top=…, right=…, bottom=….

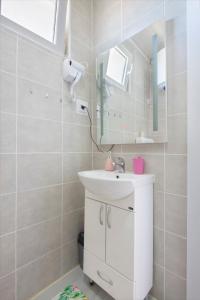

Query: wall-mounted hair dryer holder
left=63, top=58, right=86, bottom=101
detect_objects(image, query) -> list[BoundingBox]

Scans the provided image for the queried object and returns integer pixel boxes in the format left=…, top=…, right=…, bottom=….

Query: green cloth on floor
left=58, top=285, right=88, bottom=300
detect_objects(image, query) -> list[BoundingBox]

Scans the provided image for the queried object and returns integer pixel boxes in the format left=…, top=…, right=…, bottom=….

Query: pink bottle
left=132, top=156, right=145, bottom=174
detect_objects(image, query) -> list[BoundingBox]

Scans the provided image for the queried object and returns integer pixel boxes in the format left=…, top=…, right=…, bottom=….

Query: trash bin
left=78, top=231, right=84, bottom=269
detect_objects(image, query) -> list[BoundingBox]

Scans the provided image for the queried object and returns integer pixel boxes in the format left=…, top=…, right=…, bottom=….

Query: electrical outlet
left=76, top=99, right=88, bottom=115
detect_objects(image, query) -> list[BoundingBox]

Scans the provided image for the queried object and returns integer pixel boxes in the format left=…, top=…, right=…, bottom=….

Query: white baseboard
left=31, top=266, right=82, bottom=300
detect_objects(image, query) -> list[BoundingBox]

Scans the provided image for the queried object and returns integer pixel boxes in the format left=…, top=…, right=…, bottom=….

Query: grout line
left=14, top=33, right=19, bottom=300
left=60, top=74, right=64, bottom=276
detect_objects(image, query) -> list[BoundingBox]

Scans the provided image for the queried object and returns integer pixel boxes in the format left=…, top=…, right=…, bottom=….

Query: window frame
left=0, top=0, right=67, bottom=54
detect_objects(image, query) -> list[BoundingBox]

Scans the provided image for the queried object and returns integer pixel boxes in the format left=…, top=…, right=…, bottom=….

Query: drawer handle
left=97, top=270, right=113, bottom=286
left=99, top=205, right=104, bottom=225
left=107, top=206, right=111, bottom=229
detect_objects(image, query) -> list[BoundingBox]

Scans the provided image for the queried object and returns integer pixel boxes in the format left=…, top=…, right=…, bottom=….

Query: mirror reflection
left=96, top=20, right=167, bottom=145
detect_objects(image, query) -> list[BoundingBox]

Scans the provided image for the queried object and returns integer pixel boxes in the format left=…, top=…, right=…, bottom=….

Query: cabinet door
left=84, top=198, right=106, bottom=261
left=106, top=206, right=134, bottom=280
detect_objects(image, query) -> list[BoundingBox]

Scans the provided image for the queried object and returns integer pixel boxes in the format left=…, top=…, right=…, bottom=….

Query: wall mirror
left=96, top=20, right=167, bottom=144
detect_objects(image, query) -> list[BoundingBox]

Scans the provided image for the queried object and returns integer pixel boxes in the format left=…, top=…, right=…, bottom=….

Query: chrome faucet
left=113, top=157, right=126, bottom=173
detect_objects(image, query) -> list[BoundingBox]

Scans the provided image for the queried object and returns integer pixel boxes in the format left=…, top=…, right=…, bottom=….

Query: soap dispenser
left=104, top=151, right=114, bottom=171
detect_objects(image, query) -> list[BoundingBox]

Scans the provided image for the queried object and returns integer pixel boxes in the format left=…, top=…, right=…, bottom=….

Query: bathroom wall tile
left=71, top=7, right=92, bottom=49
left=63, top=153, right=92, bottom=183
left=63, top=97, right=90, bottom=126
left=154, top=191, right=164, bottom=230
left=121, top=143, right=164, bottom=154
left=166, top=10, right=186, bottom=38
left=122, top=0, right=163, bottom=31
left=0, top=193, right=16, bottom=236
left=18, top=38, right=62, bottom=90
left=18, top=117, right=62, bottom=153
left=17, top=218, right=61, bottom=268
left=17, top=185, right=62, bottom=229
left=165, top=232, right=187, bottom=278
left=166, top=155, right=187, bottom=196
left=0, top=27, right=17, bottom=74
left=71, top=38, right=93, bottom=74
left=94, top=0, right=121, bottom=46
left=165, top=270, right=186, bottom=300
left=154, top=228, right=164, bottom=266
left=18, top=78, right=62, bottom=121
left=167, top=32, right=187, bottom=77
left=0, top=155, right=16, bottom=195
left=0, top=71, right=16, bottom=113
left=63, top=182, right=85, bottom=214
left=166, top=115, right=187, bottom=154
left=62, top=209, right=84, bottom=245
left=0, top=233, right=15, bottom=277
left=63, top=123, right=92, bottom=153
left=0, top=273, right=15, bottom=300
left=93, top=152, right=110, bottom=170
left=165, top=193, right=187, bottom=237
left=62, top=240, right=79, bottom=275
left=17, top=154, right=62, bottom=191
left=71, top=0, right=92, bottom=22
left=17, top=248, right=61, bottom=300
left=0, top=113, right=16, bottom=153
left=150, top=264, right=164, bottom=300
left=167, top=72, right=187, bottom=115
left=142, top=154, right=164, bottom=191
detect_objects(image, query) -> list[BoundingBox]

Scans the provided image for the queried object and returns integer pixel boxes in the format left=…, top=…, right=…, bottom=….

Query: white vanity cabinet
left=78, top=170, right=154, bottom=300
left=83, top=185, right=153, bottom=300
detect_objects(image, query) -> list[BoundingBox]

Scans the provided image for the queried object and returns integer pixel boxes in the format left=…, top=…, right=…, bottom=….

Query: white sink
left=78, top=170, right=155, bottom=200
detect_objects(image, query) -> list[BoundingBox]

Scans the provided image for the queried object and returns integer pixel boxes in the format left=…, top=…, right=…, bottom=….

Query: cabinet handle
left=99, top=205, right=104, bottom=225
left=107, top=206, right=111, bottom=229
left=97, top=270, right=113, bottom=286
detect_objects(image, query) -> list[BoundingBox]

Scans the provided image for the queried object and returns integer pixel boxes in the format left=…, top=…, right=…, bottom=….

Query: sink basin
left=78, top=170, right=155, bottom=200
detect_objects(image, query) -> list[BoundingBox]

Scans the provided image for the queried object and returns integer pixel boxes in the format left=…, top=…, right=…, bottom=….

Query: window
left=0, top=0, right=67, bottom=52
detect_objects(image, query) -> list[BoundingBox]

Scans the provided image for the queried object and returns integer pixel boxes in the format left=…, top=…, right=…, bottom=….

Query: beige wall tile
left=0, top=113, right=16, bottom=153
left=18, top=78, right=62, bottom=121
left=17, top=249, right=61, bottom=300
left=0, top=155, right=16, bottom=195
left=17, top=185, right=62, bottom=229
left=165, top=232, right=187, bottom=278
left=62, top=240, right=79, bottom=275
left=63, top=153, right=92, bottom=183
left=0, top=28, right=17, bottom=74
left=17, top=154, right=62, bottom=192
left=165, top=193, right=187, bottom=237
left=18, top=117, right=62, bottom=153
left=150, top=264, right=164, bottom=300
left=63, top=182, right=85, bottom=214
left=17, top=218, right=61, bottom=268
left=165, top=270, right=186, bottom=300
left=167, top=32, right=187, bottom=77
left=166, top=155, right=187, bottom=196
left=63, top=123, right=92, bottom=153
left=154, top=228, right=164, bottom=266
left=0, top=233, right=15, bottom=277
left=167, top=72, right=187, bottom=115
left=0, top=71, right=16, bottom=113
left=62, top=209, right=84, bottom=245
left=0, top=273, right=15, bottom=300
left=0, top=194, right=16, bottom=236
left=154, top=191, right=164, bottom=230
left=166, top=115, right=187, bottom=154
left=18, top=38, right=62, bottom=90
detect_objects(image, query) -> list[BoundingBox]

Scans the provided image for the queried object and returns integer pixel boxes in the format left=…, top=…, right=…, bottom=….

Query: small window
left=0, top=0, right=67, bottom=52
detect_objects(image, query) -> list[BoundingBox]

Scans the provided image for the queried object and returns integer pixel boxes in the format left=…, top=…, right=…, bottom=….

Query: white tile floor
left=52, top=271, right=114, bottom=300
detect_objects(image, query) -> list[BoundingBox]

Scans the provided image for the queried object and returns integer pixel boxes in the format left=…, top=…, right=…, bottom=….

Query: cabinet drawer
left=84, top=250, right=134, bottom=300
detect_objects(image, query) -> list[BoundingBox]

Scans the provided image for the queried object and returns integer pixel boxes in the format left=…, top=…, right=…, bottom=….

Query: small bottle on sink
left=105, top=151, right=114, bottom=171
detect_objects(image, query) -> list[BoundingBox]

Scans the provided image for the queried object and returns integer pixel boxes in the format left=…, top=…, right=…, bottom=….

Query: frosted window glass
left=1, top=0, right=57, bottom=42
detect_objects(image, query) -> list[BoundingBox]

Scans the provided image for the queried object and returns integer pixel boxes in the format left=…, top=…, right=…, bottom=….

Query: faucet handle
left=113, top=157, right=125, bottom=172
